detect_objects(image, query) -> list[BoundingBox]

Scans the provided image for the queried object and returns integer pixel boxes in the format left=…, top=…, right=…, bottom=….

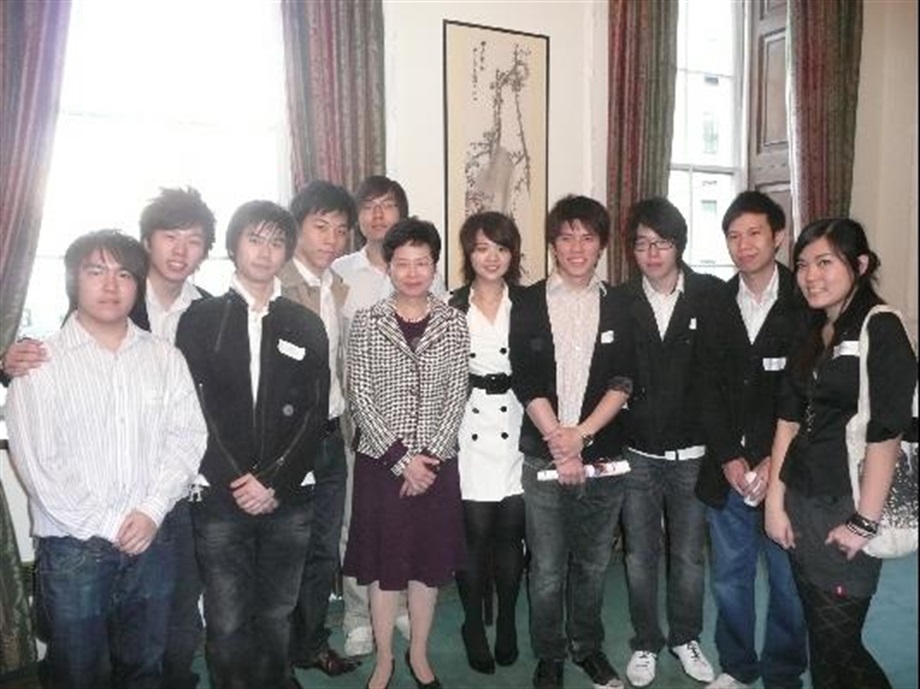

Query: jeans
left=708, top=491, right=807, bottom=688
left=193, top=488, right=311, bottom=689
left=522, top=456, right=625, bottom=661
left=621, top=450, right=706, bottom=652
left=291, top=426, right=347, bottom=661
left=36, top=531, right=175, bottom=689
left=161, top=499, right=203, bottom=689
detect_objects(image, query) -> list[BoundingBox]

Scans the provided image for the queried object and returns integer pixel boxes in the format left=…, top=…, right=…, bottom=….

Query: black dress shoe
left=461, top=623, right=496, bottom=674
left=405, top=649, right=444, bottom=689
left=297, top=647, right=361, bottom=676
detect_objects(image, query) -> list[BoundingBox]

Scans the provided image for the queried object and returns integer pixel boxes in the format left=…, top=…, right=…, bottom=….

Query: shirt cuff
left=382, top=439, right=410, bottom=475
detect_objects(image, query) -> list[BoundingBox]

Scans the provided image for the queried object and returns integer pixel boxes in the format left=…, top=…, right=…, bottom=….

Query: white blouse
left=457, top=287, right=524, bottom=501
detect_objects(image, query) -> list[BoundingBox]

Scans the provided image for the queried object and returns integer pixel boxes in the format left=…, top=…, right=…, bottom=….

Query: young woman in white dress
left=449, top=212, right=526, bottom=675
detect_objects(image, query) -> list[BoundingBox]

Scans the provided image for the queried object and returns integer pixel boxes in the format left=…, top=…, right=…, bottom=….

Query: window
left=668, top=0, right=745, bottom=279
left=19, top=0, right=290, bottom=339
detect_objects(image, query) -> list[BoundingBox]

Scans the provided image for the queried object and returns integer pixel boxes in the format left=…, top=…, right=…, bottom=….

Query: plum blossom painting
left=444, top=20, right=549, bottom=289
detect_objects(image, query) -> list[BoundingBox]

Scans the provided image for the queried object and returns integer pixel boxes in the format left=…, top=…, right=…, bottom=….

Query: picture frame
left=443, top=20, right=549, bottom=290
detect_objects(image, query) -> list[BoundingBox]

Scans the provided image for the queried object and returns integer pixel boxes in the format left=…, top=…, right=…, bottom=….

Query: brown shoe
left=298, top=647, right=361, bottom=676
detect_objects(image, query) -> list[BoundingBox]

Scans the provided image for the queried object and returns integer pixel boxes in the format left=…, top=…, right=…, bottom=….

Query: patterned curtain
left=606, top=0, right=679, bottom=284
left=787, top=0, right=863, bottom=229
left=281, top=0, right=386, bottom=197
left=0, top=0, right=71, bottom=353
left=0, top=479, right=35, bottom=673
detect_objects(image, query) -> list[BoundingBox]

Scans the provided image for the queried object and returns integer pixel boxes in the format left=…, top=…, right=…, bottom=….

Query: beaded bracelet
left=846, top=512, right=880, bottom=537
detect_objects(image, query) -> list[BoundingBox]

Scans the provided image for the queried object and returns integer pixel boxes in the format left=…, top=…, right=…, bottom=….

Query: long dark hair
left=459, top=211, right=522, bottom=285
left=792, top=217, right=881, bottom=376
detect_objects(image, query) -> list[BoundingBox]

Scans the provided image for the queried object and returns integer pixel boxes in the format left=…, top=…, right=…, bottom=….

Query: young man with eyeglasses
left=330, top=175, right=446, bottom=656
left=612, top=197, right=724, bottom=688
left=695, top=191, right=808, bottom=689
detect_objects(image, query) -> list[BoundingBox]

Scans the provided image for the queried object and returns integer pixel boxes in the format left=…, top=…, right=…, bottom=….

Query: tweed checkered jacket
left=347, top=295, right=470, bottom=475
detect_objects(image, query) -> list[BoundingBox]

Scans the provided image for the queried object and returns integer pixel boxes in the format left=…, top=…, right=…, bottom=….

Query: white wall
left=382, top=0, right=610, bottom=277
left=851, top=0, right=919, bottom=342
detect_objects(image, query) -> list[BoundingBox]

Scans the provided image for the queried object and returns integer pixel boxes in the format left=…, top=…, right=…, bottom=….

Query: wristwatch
left=581, top=432, right=595, bottom=448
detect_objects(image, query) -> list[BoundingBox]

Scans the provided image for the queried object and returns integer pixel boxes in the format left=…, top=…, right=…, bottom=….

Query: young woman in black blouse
left=765, top=218, right=915, bottom=689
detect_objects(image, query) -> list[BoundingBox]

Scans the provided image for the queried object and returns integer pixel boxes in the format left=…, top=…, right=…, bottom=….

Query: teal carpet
left=199, top=550, right=918, bottom=689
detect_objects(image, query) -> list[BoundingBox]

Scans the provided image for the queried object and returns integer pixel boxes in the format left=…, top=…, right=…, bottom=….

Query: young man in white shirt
left=281, top=181, right=360, bottom=677
left=1, top=187, right=217, bottom=689
left=696, top=191, right=808, bottom=689
left=331, top=175, right=416, bottom=655
left=175, top=200, right=330, bottom=689
left=6, top=230, right=207, bottom=689
left=613, top=197, right=723, bottom=688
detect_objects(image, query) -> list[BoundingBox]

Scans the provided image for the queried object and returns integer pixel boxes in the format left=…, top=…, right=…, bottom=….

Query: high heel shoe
left=365, top=658, right=394, bottom=689
left=494, top=615, right=519, bottom=667
left=405, top=649, right=443, bottom=689
left=461, top=622, right=495, bottom=674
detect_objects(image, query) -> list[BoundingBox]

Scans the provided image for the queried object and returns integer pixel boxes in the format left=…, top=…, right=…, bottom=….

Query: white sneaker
left=706, top=673, right=751, bottom=689
left=343, top=625, right=374, bottom=657
left=395, top=613, right=411, bottom=640
left=626, top=651, right=657, bottom=687
left=670, top=641, right=715, bottom=683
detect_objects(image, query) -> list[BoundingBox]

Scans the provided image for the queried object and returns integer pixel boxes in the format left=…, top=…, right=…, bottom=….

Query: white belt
left=628, top=445, right=706, bottom=461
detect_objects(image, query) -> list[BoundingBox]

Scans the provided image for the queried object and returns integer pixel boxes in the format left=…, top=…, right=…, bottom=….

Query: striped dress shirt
left=6, top=314, right=207, bottom=542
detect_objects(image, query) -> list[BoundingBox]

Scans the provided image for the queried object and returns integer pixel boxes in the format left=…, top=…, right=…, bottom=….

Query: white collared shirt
left=546, top=272, right=604, bottom=426
left=642, top=271, right=685, bottom=339
left=230, top=274, right=282, bottom=403
left=6, top=315, right=207, bottom=542
left=146, top=278, right=202, bottom=344
left=293, top=258, right=345, bottom=418
left=737, top=263, right=779, bottom=343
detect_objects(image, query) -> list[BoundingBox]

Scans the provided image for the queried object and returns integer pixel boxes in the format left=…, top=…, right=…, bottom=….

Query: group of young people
left=2, top=178, right=914, bottom=689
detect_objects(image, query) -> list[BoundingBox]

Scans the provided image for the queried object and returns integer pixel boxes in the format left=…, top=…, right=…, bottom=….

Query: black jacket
left=175, top=290, right=329, bottom=501
left=509, top=279, right=634, bottom=463
left=448, top=282, right=524, bottom=313
left=612, top=267, right=725, bottom=457
left=695, top=263, right=809, bottom=507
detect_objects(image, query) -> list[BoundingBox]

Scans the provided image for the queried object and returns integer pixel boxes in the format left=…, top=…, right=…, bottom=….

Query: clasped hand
left=400, top=454, right=441, bottom=497
left=231, top=473, right=278, bottom=515
left=544, top=426, right=586, bottom=485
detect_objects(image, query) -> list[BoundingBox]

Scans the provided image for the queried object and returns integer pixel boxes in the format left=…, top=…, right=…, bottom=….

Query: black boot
left=493, top=613, right=518, bottom=667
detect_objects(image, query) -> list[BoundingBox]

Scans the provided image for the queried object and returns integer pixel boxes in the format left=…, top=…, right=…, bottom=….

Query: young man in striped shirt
left=6, top=230, right=207, bottom=689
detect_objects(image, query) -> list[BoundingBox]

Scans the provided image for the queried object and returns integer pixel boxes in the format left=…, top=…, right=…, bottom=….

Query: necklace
left=395, top=306, right=430, bottom=323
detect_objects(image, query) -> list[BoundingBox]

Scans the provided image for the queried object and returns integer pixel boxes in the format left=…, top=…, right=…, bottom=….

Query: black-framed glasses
left=633, top=238, right=675, bottom=252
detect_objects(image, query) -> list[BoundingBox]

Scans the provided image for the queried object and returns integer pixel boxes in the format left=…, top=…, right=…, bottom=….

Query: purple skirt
left=343, top=452, right=467, bottom=590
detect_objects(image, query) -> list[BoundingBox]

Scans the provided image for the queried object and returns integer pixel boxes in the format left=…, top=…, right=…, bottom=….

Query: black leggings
left=795, top=577, right=890, bottom=689
left=455, top=495, right=525, bottom=634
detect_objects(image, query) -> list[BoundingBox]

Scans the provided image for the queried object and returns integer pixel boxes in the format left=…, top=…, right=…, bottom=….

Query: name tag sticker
left=278, top=338, right=305, bottom=361
left=689, top=317, right=697, bottom=330
left=762, top=357, right=787, bottom=371
left=600, top=330, right=615, bottom=344
left=833, top=340, right=860, bottom=358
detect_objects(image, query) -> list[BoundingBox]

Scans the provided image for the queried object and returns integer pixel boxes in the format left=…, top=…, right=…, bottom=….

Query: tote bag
left=845, top=305, right=918, bottom=559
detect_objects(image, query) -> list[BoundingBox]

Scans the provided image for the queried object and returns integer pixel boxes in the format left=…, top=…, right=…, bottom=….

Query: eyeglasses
left=633, top=238, right=675, bottom=252
left=360, top=199, right=399, bottom=214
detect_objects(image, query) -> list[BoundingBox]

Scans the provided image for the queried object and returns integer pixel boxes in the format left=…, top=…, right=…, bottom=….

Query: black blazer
left=509, top=279, right=634, bottom=463
left=448, top=282, right=524, bottom=313
left=695, top=263, right=809, bottom=507
left=175, top=290, right=329, bottom=501
left=612, top=267, right=726, bottom=456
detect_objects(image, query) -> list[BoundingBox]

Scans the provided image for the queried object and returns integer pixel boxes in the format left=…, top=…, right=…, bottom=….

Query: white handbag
left=845, top=304, right=918, bottom=559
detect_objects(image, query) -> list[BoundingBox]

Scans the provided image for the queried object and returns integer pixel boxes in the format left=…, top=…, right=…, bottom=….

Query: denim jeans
left=36, top=531, right=175, bottom=689
left=160, top=498, right=203, bottom=689
left=291, top=426, right=347, bottom=661
left=193, top=488, right=311, bottom=689
left=621, top=449, right=706, bottom=652
left=522, top=456, right=625, bottom=661
left=708, top=491, right=807, bottom=688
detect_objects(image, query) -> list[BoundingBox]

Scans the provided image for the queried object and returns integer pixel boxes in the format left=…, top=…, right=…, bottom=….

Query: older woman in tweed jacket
left=343, top=218, right=469, bottom=689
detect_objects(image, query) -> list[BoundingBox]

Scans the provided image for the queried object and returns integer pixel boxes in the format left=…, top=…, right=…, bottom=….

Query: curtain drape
left=606, top=0, right=678, bottom=285
left=0, top=0, right=71, bottom=353
left=787, top=0, right=863, bottom=229
left=281, top=0, right=386, bottom=198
